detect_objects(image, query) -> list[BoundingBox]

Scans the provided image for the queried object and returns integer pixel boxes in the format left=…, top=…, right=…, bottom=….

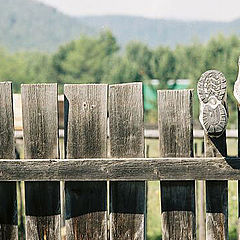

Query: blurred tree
left=151, top=46, right=176, bottom=88
left=0, top=32, right=240, bottom=125
left=0, top=49, right=57, bottom=92
left=102, top=56, right=141, bottom=84
left=52, top=30, right=119, bottom=84
left=125, top=41, right=153, bottom=80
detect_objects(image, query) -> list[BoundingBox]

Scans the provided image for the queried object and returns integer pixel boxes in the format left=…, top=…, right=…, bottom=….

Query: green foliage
left=102, top=56, right=141, bottom=84
left=0, top=49, right=57, bottom=92
left=1, top=28, right=240, bottom=239
left=151, top=46, right=176, bottom=88
left=126, top=41, right=153, bottom=79
left=52, top=31, right=119, bottom=85
left=0, top=31, right=240, bottom=126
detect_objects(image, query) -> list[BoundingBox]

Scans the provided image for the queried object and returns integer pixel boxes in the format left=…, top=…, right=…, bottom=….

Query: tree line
left=0, top=31, right=239, bottom=125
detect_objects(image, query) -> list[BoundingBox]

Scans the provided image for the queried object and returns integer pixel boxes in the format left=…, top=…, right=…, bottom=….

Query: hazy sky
left=36, top=0, right=240, bottom=22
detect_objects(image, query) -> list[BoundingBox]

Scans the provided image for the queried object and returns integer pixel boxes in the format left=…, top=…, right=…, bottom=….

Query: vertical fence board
left=234, top=58, right=240, bottom=239
left=64, top=84, right=108, bottom=239
left=205, top=134, right=228, bottom=240
left=109, top=83, right=146, bottom=240
left=22, top=84, right=60, bottom=239
left=238, top=109, right=240, bottom=240
left=0, top=82, right=17, bottom=240
left=158, top=90, right=195, bottom=239
left=197, top=69, right=228, bottom=240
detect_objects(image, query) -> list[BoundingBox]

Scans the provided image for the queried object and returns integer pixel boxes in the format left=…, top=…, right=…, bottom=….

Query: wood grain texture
left=0, top=82, right=18, bottom=239
left=238, top=108, right=240, bottom=240
left=1, top=157, right=240, bottom=181
left=64, top=84, right=108, bottom=240
left=234, top=59, right=240, bottom=240
left=205, top=133, right=228, bottom=240
left=109, top=83, right=146, bottom=240
left=158, top=90, right=196, bottom=240
left=197, top=69, right=228, bottom=240
left=22, top=84, right=60, bottom=240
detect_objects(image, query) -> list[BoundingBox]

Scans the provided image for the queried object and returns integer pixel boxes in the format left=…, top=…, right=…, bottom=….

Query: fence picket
left=22, top=84, right=60, bottom=239
left=64, top=84, right=108, bottom=239
left=205, top=134, right=228, bottom=239
left=233, top=57, right=240, bottom=240
left=197, top=70, right=228, bottom=240
left=0, top=80, right=235, bottom=239
left=204, top=132, right=228, bottom=240
left=158, top=90, right=196, bottom=239
left=109, top=83, right=146, bottom=239
left=238, top=109, right=240, bottom=240
left=0, top=82, right=18, bottom=239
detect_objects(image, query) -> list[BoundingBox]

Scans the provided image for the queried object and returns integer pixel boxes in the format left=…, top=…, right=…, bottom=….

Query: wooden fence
left=0, top=75, right=238, bottom=240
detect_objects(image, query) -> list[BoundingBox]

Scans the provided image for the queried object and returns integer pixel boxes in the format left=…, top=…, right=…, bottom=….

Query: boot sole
left=197, top=70, right=228, bottom=137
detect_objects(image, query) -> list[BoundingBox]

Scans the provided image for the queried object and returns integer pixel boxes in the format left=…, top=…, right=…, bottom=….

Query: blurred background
left=2, top=0, right=240, bottom=126
left=2, top=0, right=240, bottom=239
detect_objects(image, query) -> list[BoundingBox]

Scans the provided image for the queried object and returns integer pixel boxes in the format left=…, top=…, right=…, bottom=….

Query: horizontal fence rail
left=0, top=157, right=239, bottom=181
left=2, top=65, right=240, bottom=240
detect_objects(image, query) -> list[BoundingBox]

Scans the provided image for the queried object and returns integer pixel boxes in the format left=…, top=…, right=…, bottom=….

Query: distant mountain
left=79, top=15, right=240, bottom=47
left=1, top=0, right=240, bottom=51
left=0, top=0, right=94, bottom=51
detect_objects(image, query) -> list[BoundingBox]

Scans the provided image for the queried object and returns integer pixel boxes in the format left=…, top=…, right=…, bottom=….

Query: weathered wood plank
left=233, top=57, right=240, bottom=240
left=197, top=70, right=228, bottom=240
left=109, top=83, right=146, bottom=239
left=64, top=84, right=108, bottom=240
left=201, top=71, right=228, bottom=239
left=205, top=134, right=228, bottom=240
left=158, top=90, right=196, bottom=240
left=238, top=109, right=240, bottom=240
left=0, top=82, right=18, bottom=239
left=0, top=157, right=240, bottom=181
left=21, top=84, right=60, bottom=240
